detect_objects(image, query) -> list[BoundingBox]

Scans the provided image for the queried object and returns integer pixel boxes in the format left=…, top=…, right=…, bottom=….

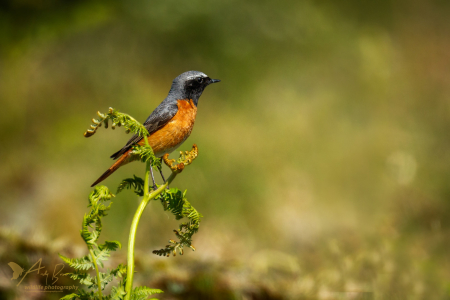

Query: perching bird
left=91, top=71, right=220, bottom=187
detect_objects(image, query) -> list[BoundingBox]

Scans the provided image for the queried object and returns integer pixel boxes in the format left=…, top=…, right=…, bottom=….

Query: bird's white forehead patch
left=186, top=72, right=208, bottom=80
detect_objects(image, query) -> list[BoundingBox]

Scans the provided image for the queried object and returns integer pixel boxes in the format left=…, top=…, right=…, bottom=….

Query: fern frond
left=69, top=289, right=98, bottom=300
left=131, top=286, right=163, bottom=300
left=84, top=107, right=149, bottom=139
left=99, top=240, right=122, bottom=252
left=80, top=216, right=102, bottom=246
left=153, top=189, right=202, bottom=257
left=63, top=270, right=95, bottom=287
left=111, top=283, right=127, bottom=300
left=110, top=264, right=127, bottom=278
left=60, top=293, right=80, bottom=300
left=80, top=186, right=114, bottom=246
left=89, top=186, right=114, bottom=207
left=117, top=175, right=145, bottom=196
left=94, top=240, right=121, bottom=266
left=131, top=145, right=161, bottom=169
left=164, top=188, right=185, bottom=218
left=95, top=270, right=114, bottom=290
left=59, top=254, right=94, bottom=271
left=184, top=201, right=202, bottom=223
left=162, top=144, right=198, bottom=172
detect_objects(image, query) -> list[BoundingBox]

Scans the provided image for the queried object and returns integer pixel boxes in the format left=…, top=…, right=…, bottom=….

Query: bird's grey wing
left=110, top=103, right=178, bottom=159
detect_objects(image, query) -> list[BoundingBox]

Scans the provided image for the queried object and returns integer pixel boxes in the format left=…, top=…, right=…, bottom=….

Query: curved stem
left=89, top=248, right=103, bottom=300
left=124, top=191, right=150, bottom=300
left=124, top=171, right=178, bottom=300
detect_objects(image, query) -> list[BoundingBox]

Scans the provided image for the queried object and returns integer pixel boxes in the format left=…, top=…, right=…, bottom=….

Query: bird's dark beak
left=208, top=78, right=221, bottom=85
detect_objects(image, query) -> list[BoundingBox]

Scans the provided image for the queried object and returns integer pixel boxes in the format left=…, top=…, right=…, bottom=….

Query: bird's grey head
left=168, top=70, right=220, bottom=105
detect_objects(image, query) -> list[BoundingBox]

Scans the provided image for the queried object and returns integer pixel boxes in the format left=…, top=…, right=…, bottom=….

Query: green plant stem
left=124, top=171, right=178, bottom=300
left=89, top=248, right=103, bottom=300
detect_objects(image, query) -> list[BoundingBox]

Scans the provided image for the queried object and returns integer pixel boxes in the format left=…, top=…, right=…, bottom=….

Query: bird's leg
left=149, top=166, right=157, bottom=190
left=157, top=165, right=166, bottom=183
left=157, top=165, right=169, bottom=189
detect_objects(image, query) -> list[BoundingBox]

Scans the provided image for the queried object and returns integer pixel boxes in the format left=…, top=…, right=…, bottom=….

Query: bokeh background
left=1, top=0, right=450, bottom=299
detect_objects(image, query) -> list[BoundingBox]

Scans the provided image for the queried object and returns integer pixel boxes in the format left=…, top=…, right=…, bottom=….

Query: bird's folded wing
left=110, top=103, right=178, bottom=159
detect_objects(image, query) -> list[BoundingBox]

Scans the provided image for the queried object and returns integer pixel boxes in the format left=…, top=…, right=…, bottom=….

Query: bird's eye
left=196, top=77, right=204, bottom=83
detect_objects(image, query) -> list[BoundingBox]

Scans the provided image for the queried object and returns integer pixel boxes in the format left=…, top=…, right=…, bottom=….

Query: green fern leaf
left=99, top=240, right=121, bottom=251
left=93, top=240, right=122, bottom=266
left=117, top=175, right=145, bottom=196
left=131, top=286, right=163, bottom=300
left=75, top=289, right=99, bottom=300
left=110, top=264, right=127, bottom=278
left=153, top=189, right=202, bottom=257
left=59, top=254, right=94, bottom=271
left=60, top=293, right=79, bottom=300
left=63, top=270, right=95, bottom=287
left=89, top=186, right=114, bottom=207
left=111, top=284, right=127, bottom=300
left=131, top=145, right=161, bottom=169
left=85, top=107, right=149, bottom=139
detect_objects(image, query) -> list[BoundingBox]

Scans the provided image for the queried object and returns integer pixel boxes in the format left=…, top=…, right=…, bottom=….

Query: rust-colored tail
left=91, top=153, right=129, bottom=187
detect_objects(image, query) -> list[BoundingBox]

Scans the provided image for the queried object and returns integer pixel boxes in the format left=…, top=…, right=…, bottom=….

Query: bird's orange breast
left=140, top=99, right=197, bottom=157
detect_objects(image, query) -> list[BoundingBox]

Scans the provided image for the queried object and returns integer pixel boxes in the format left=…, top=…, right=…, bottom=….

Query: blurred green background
left=1, top=0, right=450, bottom=299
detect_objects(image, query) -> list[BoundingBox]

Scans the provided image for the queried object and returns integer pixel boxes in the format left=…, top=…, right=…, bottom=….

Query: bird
left=91, top=71, right=220, bottom=187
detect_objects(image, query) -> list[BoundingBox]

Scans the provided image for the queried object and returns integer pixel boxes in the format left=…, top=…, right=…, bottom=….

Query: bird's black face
left=169, top=71, right=220, bottom=106
left=186, top=76, right=219, bottom=91
left=183, top=74, right=220, bottom=104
